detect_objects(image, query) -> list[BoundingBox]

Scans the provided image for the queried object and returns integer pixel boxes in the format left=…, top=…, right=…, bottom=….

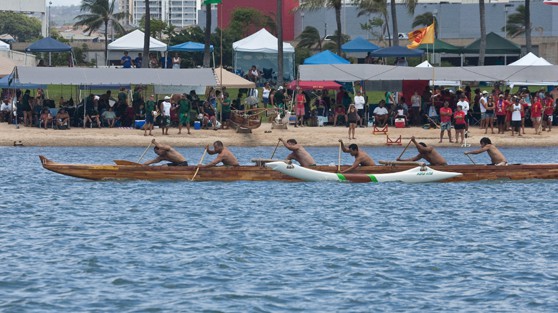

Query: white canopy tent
left=0, top=40, right=10, bottom=51
left=108, top=30, right=167, bottom=52
left=299, top=64, right=558, bottom=85
left=233, top=28, right=295, bottom=81
left=509, top=52, right=552, bottom=66
left=14, top=67, right=217, bottom=86
left=416, top=61, right=460, bottom=86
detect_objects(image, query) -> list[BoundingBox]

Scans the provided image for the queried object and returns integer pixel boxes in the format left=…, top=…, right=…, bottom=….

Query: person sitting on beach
left=201, top=101, right=217, bottom=130
left=55, top=108, right=70, bottom=129
left=397, top=136, right=448, bottom=166
left=1, top=97, right=12, bottom=122
left=102, top=106, right=117, bottom=128
left=373, top=100, right=389, bottom=127
left=333, top=105, right=347, bottom=126
left=39, top=107, right=53, bottom=129
left=464, top=137, right=507, bottom=166
left=338, top=140, right=375, bottom=173
left=279, top=138, right=316, bottom=167
left=202, top=141, right=239, bottom=167
left=143, top=139, right=188, bottom=166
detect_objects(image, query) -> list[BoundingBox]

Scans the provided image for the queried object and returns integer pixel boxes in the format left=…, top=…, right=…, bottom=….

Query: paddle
left=137, top=141, right=153, bottom=163
left=397, top=139, right=413, bottom=160
left=337, top=141, right=342, bottom=173
left=270, top=139, right=281, bottom=159
left=190, top=148, right=208, bottom=181
left=465, top=153, right=477, bottom=165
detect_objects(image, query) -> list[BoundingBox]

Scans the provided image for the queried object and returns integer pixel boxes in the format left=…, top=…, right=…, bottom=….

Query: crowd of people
left=116, top=51, right=183, bottom=69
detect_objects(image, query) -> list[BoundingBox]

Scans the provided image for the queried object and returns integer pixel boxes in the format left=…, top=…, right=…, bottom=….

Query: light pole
left=504, top=4, right=513, bottom=39
left=48, top=1, right=52, bottom=37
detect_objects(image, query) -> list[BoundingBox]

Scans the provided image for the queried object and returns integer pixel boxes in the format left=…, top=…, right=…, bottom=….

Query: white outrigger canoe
left=265, top=161, right=462, bottom=183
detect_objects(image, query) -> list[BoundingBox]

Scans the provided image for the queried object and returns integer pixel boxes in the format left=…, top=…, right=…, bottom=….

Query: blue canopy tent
left=371, top=46, right=424, bottom=58
left=25, top=37, right=74, bottom=66
left=303, top=50, right=350, bottom=65
left=168, top=41, right=215, bottom=67
left=341, top=37, right=380, bottom=53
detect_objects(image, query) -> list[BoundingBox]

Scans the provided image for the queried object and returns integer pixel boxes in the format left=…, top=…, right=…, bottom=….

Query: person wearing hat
left=479, top=90, right=489, bottom=130
left=160, top=96, right=172, bottom=135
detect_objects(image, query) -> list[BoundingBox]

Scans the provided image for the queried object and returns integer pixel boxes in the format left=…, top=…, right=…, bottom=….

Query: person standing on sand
left=397, top=136, right=448, bottom=166
left=347, top=104, right=358, bottom=139
left=202, top=141, right=239, bottom=167
left=279, top=138, right=316, bottom=167
left=160, top=96, right=171, bottom=135
left=439, top=101, right=453, bottom=143
left=177, top=93, right=191, bottom=135
left=464, top=137, right=507, bottom=166
left=144, top=95, right=156, bottom=136
left=144, top=139, right=188, bottom=166
left=338, top=140, right=375, bottom=173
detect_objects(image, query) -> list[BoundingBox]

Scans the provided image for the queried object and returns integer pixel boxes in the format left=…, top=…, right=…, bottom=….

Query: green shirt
left=179, top=99, right=191, bottom=114
left=145, top=100, right=155, bottom=112
left=222, top=98, right=231, bottom=113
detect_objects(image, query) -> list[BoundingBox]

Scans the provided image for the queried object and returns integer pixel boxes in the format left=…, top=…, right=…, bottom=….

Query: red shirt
left=495, top=99, right=506, bottom=116
left=544, top=98, right=554, bottom=116
left=531, top=100, right=543, bottom=118
left=296, top=94, right=305, bottom=109
left=440, top=107, right=452, bottom=123
left=454, top=110, right=466, bottom=125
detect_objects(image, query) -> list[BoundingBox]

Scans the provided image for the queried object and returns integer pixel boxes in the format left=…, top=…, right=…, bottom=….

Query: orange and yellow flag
left=407, top=22, right=435, bottom=49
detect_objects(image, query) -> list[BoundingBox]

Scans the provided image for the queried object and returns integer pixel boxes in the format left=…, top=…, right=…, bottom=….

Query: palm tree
left=74, top=0, right=127, bottom=65
left=355, top=0, right=391, bottom=45
left=298, top=0, right=343, bottom=55
left=296, top=26, right=323, bottom=51
left=142, top=0, right=150, bottom=68
left=277, top=0, right=284, bottom=86
left=390, top=0, right=417, bottom=47
left=502, top=5, right=543, bottom=40
left=478, top=0, right=486, bottom=66
left=524, top=0, right=531, bottom=53
left=412, top=12, right=438, bottom=38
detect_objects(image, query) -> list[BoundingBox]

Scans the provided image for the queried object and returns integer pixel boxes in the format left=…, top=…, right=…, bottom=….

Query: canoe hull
left=265, top=161, right=462, bottom=183
left=39, top=156, right=558, bottom=182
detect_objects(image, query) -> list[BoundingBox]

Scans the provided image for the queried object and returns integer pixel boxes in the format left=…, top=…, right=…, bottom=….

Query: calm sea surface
left=1, top=145, right=558, bottom=312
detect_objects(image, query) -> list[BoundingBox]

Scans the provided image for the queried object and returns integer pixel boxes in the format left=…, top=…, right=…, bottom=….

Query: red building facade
left=217, top=0, right=299, bottom=41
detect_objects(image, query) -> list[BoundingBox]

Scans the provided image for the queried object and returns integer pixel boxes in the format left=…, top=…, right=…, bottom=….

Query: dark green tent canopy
left=462, top=32, right=521, bottom=54
left=418, top=39, right=462, bottom=54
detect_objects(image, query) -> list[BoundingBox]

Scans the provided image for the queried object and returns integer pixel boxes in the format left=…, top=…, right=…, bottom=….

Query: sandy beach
left=1, top=122, right=557, bottom=148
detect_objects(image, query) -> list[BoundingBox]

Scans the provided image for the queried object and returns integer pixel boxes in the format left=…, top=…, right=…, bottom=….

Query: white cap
left=278, top=86, right=284, bottom=90
left=93, top=95, right=100, bottom=100
left=482, top=90, right=488, bottom=94
left=164, top=96, right=171, bottom=100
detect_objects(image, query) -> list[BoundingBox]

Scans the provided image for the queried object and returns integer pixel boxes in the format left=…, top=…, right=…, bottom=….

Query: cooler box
left=395, top=118, right=406, bottom=128
left=194, top=121, right=201, bottom=130
left=135, top=120, right=145, bottom=129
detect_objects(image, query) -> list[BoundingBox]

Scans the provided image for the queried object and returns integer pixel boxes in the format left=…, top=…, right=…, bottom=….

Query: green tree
left=74, top=0, right=127, bottom=65
left=502, top=4, right=541, bottom=52
left=412, top=12, right=438, bottom=38
left=296, top=26, right=323, bottom=51
left=139, top=17, right=168, bottom=39
left=389, top=0, right=417, bottom=47
left=298, top=0, right=343, bottom=55
left=0, top=12, right=41, bottom=42
left=360, top=17, right=385, bottom=42
left=228, top=8, right=275, bottom=39
left=354, top=0, right=390, bottom=46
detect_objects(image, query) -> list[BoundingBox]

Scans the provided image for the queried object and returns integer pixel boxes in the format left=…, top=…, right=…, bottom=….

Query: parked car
left=384, top=33, right=409, bottom=40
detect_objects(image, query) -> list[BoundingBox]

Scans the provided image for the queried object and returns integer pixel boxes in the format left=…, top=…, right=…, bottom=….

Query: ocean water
left=1, top=145, right=558, bottom=312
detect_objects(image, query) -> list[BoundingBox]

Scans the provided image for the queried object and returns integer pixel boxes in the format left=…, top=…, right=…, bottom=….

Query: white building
left=128, top=0, right=200, bottom=28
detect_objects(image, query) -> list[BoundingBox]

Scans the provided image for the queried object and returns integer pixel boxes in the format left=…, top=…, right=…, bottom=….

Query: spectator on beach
left=262, top=83, right=271, bottom=107
left=439, top=101, right=453, bottom=143
left=102, top=106, right=117, bottom=128
left=202, top=141, right=240, bottom=167
left=333, top=105, right=347, bottom=127
left=373, top=100, right=389, bottom=127
left=177, top=93, right=191, bottom=135
left=1, top=97, right=11, bottom=122
left=134, top=53, right=143, bottom=68
left=247, top=65, right=259, bottom=82
left=172, top=53, right=181, bottom=69
left=149, top=53, right=159, bottom=68
left=201, top=101, right=217, bottom=130
left=39, top=107, right=53, bottom=129
left=510, top=96, right=523, bottom=137
left=338, top=140, right=375, bottom=173
left=143, top=95, right=156, bottom=136
left=22, top=90, right=33, bottom=127
left=453, top=104, right=466, bottom=144
left=410, top=90, right=422, bottom=126
left=55, top=108, right=70, bottom=129
left=278, top=138, right=316, bottom=167
left=354, top=90, right=366, bottom=127
left=295, top=89, right=306, bottom=127
left=543, top=93, right=554, bottom=132
left=160, top=96, right=172, bottom=135
left=121, top=51, right=132, bottom=68
left=531, top=95, right=543, bottom=135
left=347, top=104, right=358, bottom=139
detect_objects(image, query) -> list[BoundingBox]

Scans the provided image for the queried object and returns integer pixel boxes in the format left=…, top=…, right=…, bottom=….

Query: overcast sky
left=53, top=0, right=81, bottom=6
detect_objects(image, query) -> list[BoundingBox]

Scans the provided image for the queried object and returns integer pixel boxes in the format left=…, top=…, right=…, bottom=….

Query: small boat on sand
left=265, top=161, right=462, bottom=183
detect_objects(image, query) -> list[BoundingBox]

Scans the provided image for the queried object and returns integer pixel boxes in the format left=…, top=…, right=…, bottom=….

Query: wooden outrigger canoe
left=39, top=156, right=558, bottom=182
